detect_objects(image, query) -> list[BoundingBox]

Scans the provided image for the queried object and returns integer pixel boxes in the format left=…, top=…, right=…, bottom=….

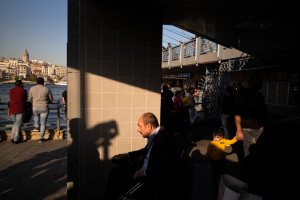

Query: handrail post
left=217, top=44, right=223, bottom=62
left=179, top=43, right=184, bottom=67
left=195, top=37, right=200, bottom=66
left=57, top=101, right=60, bottom=130
left=168, top=47, right=172, bottom=68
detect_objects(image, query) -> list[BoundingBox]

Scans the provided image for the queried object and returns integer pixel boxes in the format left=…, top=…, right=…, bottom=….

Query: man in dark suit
left=104, top=112, right=180, bottom=200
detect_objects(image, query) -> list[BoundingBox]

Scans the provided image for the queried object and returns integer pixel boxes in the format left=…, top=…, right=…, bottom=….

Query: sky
left=162, top=25, right=195, bottom=47
left=0, top=0, right=193, bottom=67
left=0, top=0, right=67, bottom=66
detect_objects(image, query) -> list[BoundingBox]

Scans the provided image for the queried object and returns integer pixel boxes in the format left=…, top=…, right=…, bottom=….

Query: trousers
left=11, top=112, right=24, bottom=141
left=33, top=108, right=49, bottom=139
left=242, top=128, right=262, bottom=157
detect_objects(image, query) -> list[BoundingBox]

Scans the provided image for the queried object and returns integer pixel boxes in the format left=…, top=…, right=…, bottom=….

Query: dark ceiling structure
left=161, top=0, right=298, bottom=68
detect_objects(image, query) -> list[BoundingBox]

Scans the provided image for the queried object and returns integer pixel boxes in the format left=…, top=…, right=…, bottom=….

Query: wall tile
left=117, top=138, right=131, bottom=154
left=102, top=45, right=117, bottom=62
left=132, top=94, right=146, bottom=108
left=102, top=29, right=118, bottom=46
left=85, top=108, right=102, bottom=124
left=85, top=61, right=101, bottom=76
left=118, top=63, right=132, bottom=78
left=85, top=92, right=101, bottom=108
left=102, top=62, right=117, bottom=78
left=86, top=45, right=101, bottom=61
left=116, top=93, right=132, bottom=108
left=132, top=48, right=147, bottom=63
left=116, top=108, right=131, bottom=123
left=85, top=76, right=101, bottom=92
left=131, top=108, right=146, bottom=123
left=101, top=77, right=118, bottom=92
left=102, top=93, right=116, bottom=108
left=132, top=63, right=147, bottom=78
left=117, top=78, right=132, bottom=93
left=132, top=78, right=147, bottom=93
left=147, top=78, right=161, bottom=92
left=101, top=108, right=116, bottom=122
left=147, top=93, right=161, bottom=108
left=118, top=123, right=132, bottom=138
left=118, top=46, right=132, bottom=62
left=147, top=63, right=161, bottom=78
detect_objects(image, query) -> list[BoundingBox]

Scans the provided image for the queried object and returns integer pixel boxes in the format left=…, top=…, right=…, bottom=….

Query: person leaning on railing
left=9, top=80, right=27, bottom=144
left=28, top=77, right=53, bottom=143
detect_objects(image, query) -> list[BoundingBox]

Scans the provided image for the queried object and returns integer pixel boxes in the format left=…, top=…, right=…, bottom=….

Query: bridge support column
left=67, top=0, right=163, bottom=199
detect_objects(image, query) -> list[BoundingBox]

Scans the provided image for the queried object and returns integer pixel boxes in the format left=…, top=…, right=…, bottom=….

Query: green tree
left=27, top=74, right=37, bottom=82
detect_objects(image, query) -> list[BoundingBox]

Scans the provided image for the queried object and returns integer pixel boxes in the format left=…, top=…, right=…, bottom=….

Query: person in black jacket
left=104, top=112, right=180, bottom=200
left=234, top=73, right=268, bottom=157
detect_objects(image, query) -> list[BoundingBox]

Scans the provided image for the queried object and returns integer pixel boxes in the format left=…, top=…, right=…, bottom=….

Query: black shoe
left=11, top=139, right=14, bottom=143
left=14, top=139, right=22, bottom=144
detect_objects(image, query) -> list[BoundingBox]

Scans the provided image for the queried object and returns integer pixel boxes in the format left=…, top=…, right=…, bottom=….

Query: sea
left=0, top=84, right=67, bottom=131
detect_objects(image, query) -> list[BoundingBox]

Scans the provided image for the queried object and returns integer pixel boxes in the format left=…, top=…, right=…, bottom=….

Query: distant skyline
left=0, top=0, right=67, bottom=66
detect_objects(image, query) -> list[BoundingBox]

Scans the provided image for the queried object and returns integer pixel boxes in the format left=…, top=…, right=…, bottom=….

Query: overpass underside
left=67, top=0, right=299, bottom=199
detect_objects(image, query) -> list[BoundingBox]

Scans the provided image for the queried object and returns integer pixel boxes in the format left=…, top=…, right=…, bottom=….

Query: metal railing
left=162, top=37, right=223, bottom=63
left=0, top=101, right=66, bottom=130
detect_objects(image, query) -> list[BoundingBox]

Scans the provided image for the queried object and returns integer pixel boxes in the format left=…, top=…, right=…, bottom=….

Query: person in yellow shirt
left=204, top=128, right=237, bottom=186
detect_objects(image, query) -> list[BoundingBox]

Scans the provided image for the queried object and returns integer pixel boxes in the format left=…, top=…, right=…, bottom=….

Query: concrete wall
left=67, top=0, right=163, bottom=199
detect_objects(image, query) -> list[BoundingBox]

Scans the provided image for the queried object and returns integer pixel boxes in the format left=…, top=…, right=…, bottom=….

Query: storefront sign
left=178, top=73, right=192, bottom=78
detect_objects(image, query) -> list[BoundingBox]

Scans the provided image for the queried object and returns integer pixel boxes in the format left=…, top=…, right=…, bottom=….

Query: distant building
left=8, top=59, right=19, bottom=67
left=48, top=66, right=55, bottom=76
left=18, top=65, right=31, bottom=78
left=22, top=48, right=29, bottom=63
left=55, top=66, right=67, bottom=77
left=0, top=70, right=5, bottom=80
left=42, top=65, right=48, bottom=75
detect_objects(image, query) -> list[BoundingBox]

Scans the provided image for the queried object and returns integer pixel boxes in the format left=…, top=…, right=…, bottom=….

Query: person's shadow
left=67, top=118, right=118, bottom=199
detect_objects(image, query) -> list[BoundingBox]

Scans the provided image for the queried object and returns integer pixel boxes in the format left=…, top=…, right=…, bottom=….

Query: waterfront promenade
left=0, top=140, right=67, bottom=200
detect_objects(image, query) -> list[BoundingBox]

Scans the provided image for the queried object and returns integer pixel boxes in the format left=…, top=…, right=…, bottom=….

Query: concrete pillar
left=67, top=0, right=163, bottom=198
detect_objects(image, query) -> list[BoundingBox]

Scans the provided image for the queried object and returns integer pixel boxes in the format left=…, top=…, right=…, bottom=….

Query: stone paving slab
left=0, top=140, right=67, bottom=200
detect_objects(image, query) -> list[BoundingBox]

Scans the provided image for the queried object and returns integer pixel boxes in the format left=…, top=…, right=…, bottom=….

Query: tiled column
left=68, top=0, right=162, bottom=198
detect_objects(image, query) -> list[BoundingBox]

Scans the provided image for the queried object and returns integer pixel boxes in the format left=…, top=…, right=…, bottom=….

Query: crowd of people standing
left=161, top=84, right=200, bottom=129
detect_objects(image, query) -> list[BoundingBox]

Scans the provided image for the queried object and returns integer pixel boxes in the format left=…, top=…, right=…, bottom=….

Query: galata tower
left=22, top=48, right=29, bottom=63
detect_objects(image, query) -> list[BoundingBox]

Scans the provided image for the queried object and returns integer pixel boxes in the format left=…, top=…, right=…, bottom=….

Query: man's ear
left=147, top=123, right=152, bottom=130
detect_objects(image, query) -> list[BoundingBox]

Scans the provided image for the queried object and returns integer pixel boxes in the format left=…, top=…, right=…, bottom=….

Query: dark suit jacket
left=128, top=127, right=179, bottom=184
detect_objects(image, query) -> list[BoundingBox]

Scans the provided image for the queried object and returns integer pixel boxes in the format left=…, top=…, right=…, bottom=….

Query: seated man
left=103, top=112, right=180, bottom=200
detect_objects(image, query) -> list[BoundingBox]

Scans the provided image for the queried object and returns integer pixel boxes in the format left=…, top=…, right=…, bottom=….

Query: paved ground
left=0, top=140, right=67, bottom=200
left=0, top=120, right=244, bottom=200
left=187, top=120, right=243, bottom=200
